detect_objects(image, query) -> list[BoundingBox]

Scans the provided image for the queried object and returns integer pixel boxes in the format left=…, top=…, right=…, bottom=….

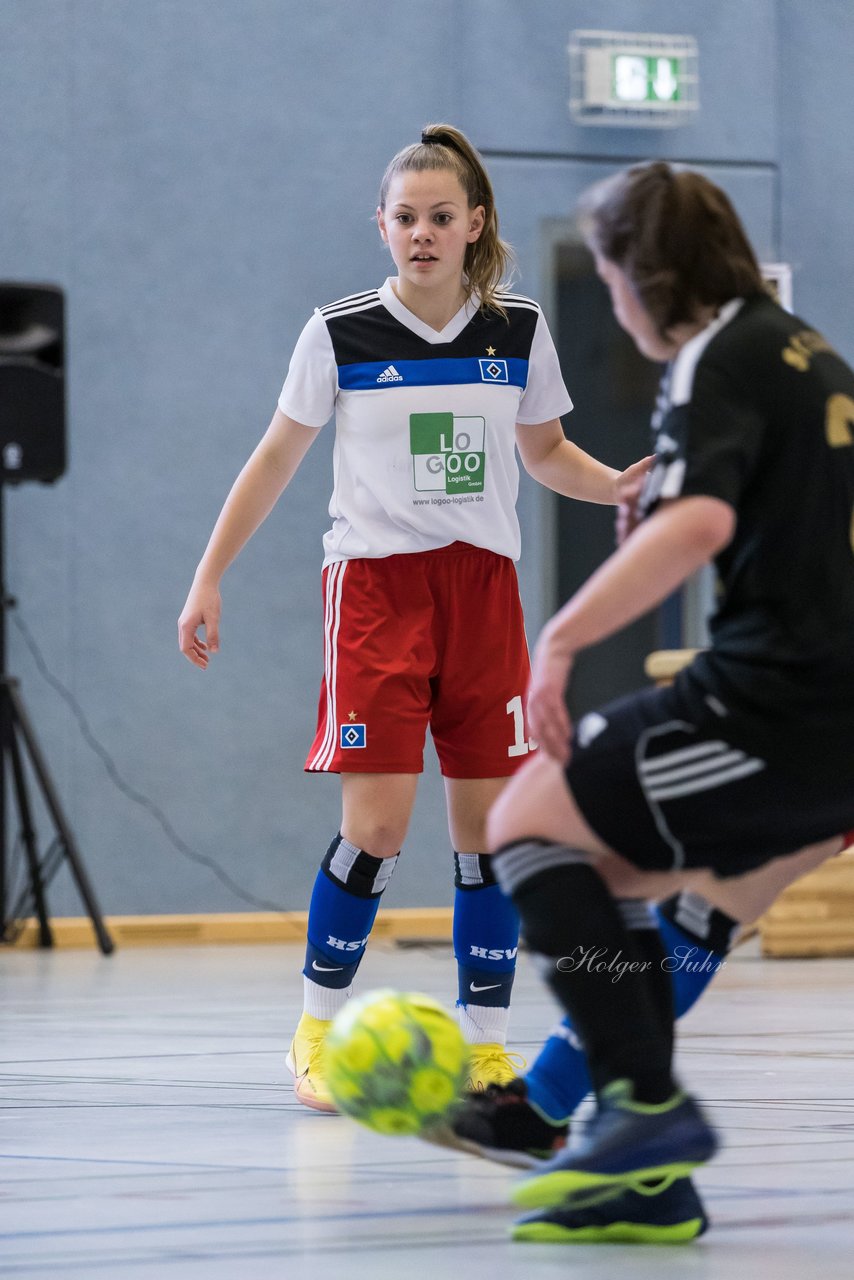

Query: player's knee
left=342, top=821, right=405, bottom=860
left=486, top=784, right=535, bottom=852
left=486, top=754, right=568, bottom=852
left=485, top=784, right=516, bottom=851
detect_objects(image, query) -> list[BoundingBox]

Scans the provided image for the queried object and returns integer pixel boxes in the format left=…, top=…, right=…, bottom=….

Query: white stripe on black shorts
left=566, top=683, right=854, bottom=877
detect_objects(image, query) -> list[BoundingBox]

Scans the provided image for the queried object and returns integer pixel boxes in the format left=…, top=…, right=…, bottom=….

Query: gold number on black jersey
left=823, top=396, right=854, bottom=553
left=825, top=393, right=854, bottom=447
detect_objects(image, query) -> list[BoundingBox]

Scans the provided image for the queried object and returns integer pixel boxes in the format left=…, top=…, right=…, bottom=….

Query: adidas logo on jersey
left=377, top=365, right=404, bottom=383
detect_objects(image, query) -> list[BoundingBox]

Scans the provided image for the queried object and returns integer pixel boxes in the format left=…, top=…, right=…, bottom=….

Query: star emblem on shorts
left=486, top=346, right=496, bottom=356
left=348, top=710, right=358, bottom=721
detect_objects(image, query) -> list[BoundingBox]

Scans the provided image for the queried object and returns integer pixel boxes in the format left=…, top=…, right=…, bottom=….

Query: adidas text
left=377, top=365, right=403, bottom=383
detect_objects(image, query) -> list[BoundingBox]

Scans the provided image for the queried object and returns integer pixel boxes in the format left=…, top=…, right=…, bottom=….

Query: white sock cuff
left=303, top=976, right=352, bottom=1021
left=457, top=1002, right=510, bottom=1045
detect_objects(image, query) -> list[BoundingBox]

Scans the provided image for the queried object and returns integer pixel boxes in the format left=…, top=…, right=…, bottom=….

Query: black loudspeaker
left=0, top=283, right=65, bottom=484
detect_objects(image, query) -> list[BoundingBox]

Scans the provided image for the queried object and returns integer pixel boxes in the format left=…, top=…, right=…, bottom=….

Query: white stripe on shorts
left=640, top=741, right=732, bottom=775
left=644, top=757, right=766, bottom=801
left=634, top=722, right=768, bottom=870
left=640, top=739, right=765, bottom=801
left=307, top=560, right=347, bottom=771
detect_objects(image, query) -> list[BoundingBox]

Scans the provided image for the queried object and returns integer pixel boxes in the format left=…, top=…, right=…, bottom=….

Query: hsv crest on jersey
left=340, top=723, right=367, bottom=749
left=479, top=358, right=509, bottom=382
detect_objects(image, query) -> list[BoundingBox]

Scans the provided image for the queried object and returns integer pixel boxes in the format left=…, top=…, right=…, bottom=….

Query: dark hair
left=378, top=122, right=514, bottom=315
left=578, top=161, right=765, bottom=338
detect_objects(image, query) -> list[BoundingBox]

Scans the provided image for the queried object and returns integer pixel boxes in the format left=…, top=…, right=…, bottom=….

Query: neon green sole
left=512, top=1162, right=701, bottom=1210
left=511, top=1216, right=706, bottom=1244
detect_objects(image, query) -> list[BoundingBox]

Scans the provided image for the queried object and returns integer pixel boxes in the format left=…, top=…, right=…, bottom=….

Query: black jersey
left=642, top=293, right=854, bottom=780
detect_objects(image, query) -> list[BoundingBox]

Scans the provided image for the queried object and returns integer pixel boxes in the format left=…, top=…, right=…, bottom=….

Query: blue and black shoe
left=422, top=1078, right=569, bottom=1169
left=512, top=1079, right=718, bottom=1210
left=512, top=1175, right=709, bottom=1243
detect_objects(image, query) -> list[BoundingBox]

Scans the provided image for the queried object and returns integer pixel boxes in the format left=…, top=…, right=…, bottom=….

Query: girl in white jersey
left=178, top=123, right=649, bottom=1112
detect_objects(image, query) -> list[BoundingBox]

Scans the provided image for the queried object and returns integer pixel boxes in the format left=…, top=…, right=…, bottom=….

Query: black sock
left=493, top=840, right=676, bottom=1105
left=616, top=899, right=674, bottom=1062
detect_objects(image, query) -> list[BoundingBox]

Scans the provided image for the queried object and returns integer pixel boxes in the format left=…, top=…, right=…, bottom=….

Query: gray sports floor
left=2, top=936, right=853, bottom=1278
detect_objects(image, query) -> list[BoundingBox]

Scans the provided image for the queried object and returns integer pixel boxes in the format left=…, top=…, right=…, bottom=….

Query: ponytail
left=378, top=123, right=515, bottom=316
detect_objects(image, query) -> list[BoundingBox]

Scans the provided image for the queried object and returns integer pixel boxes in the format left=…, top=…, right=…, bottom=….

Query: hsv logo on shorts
left=340, top=723, right=367, bottom=749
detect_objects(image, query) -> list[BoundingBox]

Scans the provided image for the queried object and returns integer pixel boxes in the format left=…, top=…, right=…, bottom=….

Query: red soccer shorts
left=305, top=542, right=535, bottom=778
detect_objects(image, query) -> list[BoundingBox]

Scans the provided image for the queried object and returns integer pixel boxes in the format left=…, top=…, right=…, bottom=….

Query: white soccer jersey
left=278, top=278, right=572, bottom=565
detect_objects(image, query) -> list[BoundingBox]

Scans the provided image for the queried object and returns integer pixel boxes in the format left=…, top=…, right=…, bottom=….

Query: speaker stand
left=0, top=485, right=114, bottom=954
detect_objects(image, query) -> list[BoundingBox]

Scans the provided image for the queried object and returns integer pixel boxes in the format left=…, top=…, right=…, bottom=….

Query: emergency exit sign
left=569, top=31, right=699, bottom=126
left=614, top=54, right=680, bottom=103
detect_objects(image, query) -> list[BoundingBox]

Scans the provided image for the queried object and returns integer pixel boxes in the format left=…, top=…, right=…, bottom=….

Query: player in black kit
left=479, top=161, right=854, bottom=1243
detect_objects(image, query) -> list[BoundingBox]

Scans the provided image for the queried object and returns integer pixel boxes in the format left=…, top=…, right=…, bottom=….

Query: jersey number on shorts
left=506, top=694, right=535, bottom=758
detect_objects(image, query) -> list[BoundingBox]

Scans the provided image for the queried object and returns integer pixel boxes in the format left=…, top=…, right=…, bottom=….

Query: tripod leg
left=5, top=680, right=114, bottom=955
left=6, top=721, right=53, bottom=947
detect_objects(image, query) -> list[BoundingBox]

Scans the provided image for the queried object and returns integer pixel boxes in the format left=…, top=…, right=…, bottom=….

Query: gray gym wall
left=0, top=0, right=849, bottom=917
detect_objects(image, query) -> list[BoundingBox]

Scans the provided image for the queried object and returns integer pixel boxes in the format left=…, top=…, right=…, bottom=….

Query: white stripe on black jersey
left=319, top=290, right=382, bottom=319
left=496, top=291, right=540, bottom=313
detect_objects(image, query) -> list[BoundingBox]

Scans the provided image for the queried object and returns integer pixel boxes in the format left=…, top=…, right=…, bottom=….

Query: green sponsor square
left=410, top=412, right=454, bottom=456
left=445, top=452, right=485, bottom=493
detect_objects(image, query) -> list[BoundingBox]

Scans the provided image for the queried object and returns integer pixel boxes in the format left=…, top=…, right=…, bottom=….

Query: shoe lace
left=468, top=1048, right=527, bottom=1090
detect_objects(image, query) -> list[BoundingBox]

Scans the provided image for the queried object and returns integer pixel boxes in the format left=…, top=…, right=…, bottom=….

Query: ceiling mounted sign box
left=569, top=30, right=699, bottom=127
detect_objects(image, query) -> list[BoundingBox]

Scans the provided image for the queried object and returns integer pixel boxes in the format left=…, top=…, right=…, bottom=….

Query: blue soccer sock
left=302, top=833, right=398, bottom=1021
left=656, top=890, right=739, bottom=1016
left=453, top=852, right=519, bottom=1045
left=524, top=890, right=738, bottom=1121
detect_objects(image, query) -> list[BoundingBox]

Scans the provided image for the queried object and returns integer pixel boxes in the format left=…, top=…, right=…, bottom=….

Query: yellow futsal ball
left=325, top=989, right=470, bottom=1136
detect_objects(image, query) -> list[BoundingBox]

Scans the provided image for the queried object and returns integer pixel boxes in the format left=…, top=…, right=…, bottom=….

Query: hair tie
left=421, top=130, right=458, bottom=153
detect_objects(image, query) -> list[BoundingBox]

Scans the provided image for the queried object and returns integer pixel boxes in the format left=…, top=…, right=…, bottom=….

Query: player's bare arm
left=527, top=494, right=735, bottom=761
left=515, top=419, right=653, bottom=505
left=615, top=453, right=656, bottom=544
left=178, top=410, right=320, bottom=668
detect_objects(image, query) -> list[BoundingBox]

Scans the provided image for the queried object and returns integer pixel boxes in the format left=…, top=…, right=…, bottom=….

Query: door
left=552, top=239, right=671, bottom=719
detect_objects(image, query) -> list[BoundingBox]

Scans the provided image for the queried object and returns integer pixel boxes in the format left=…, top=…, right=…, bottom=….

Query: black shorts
left=566, top=683, right=854, bottom=878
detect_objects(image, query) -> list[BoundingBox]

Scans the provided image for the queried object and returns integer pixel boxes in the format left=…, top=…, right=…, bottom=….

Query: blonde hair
left=378, top=123, right=515, bottom=316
